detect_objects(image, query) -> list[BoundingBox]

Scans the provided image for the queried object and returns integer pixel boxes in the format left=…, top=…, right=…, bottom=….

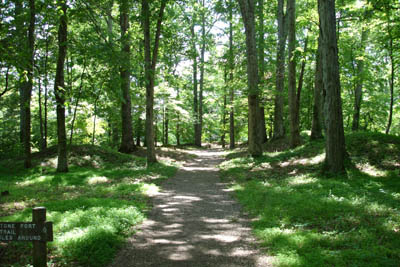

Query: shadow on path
left=109, top=149, right=272, bottom=267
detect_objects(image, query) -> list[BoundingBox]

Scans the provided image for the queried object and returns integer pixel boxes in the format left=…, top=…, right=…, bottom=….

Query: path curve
left=109, top=149, right=272, bottom=267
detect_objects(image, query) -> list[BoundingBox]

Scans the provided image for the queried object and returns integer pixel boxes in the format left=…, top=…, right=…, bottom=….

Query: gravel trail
left=109, top=149, right=272, bottom=267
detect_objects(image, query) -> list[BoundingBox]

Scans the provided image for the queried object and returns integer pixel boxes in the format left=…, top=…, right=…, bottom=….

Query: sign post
left=0, top=207, right=53, bottom=267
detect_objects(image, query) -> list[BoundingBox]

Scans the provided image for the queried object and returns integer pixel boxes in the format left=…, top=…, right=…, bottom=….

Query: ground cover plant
left=0, top=145, right=178, bottom=267
left=219, top=132, right=400, bottom=267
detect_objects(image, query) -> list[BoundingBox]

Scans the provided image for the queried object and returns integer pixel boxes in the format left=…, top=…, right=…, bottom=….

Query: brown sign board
left=0, top=222, right=53, bottom=242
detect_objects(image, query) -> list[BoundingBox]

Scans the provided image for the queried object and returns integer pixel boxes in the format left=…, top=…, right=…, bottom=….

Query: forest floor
left=220, top=131, right=400, bottom=266
left=109, top=148, right=272, bottom=267
left=0, top=145, right=179, bottom=267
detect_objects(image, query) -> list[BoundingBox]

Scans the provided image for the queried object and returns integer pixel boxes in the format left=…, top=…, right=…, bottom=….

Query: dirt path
left=109, top=149, right=272, bottom=267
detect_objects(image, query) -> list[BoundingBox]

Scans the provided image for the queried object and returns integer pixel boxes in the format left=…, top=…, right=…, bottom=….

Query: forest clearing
left=1, top=0, right=400, bottom=266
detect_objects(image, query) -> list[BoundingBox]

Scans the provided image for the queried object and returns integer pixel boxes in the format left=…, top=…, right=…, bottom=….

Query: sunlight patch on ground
left=182, top=166, right=216, bottom=171
left=202, top=218, right=230, bottom=223
left=172, top=195, right=202, bottom=201
left=252, top=162, right=272, bottom=171
left=199, top=234, right=239, bottom=243
left=58, top=228, right=88, bottom=243
left=141, top=183, right=159, bottom=196
left=18, top=175, right=50, bottom=186
left=280, top=153, right=324, bottom=168
left=356, top=163, right=387, bottom=177
left=288, top=175, right=317, bottom=186
left=168, top=251, right=193, bottom=261
left=87, top=176, right=109, bottom=185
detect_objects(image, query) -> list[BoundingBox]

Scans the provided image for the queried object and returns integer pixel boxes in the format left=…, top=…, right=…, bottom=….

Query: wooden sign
left=0, top=207, right=53, bottom=267
left=0, top=221, right=53, bottom=242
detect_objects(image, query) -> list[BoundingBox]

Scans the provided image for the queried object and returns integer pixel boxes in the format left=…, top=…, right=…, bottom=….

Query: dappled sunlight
left=87, top=175, right=110, bottom=185
left=356, top=162, right=387, bottom=177
left=0, top=145, right=179, bottom=267
left=288, top=175, right=318, bottom=186
left=110, top=149, right=271, bottom=267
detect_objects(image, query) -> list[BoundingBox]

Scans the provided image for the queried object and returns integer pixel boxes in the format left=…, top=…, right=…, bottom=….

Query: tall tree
left=119, top=0, right=136, bottom=153
left=352, top=29, right=368, bottom=131
left=310, top=34, right=324, bottom=140
left=191, top=13, right=200, bottom=146
left=257, top=0, right=267, bottom=144
left=273, top=0, right=288, bottom=140
left=54, top=0, right=68, bottom=172
left=237, top=0, right=263, bottom=157
left=287, top=0, right=301, bottom=148
left=385, top=14, right=394, bottom=135
left=197, top=0, right=206, bottom=147
left=228, top=0, right=235, bottom=149
left=142, top=0, right=167, bottom=164
left=20, top=0, right=35, bottom=168
left=318, top=0, right=346, bottom=174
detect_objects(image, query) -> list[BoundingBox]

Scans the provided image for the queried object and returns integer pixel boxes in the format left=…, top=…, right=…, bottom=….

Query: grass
left=0, top=145, right=178, bottom=267
left=220, top=131, right=400, bottom=267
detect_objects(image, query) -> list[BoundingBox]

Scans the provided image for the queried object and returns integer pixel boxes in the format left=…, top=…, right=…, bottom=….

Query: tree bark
left=14, top=0, right=24, bottom=145
left=311, top=34, right=324, bottom=140
left=386, top=22, right=394, bottom=135
left=228, top=0, right=235, bottom=149
left=238, top=0, right=263, bottom=157
left=318, top=0, right=346, bottom=174
left=92, top=94, right=99, bottom=145
left=222, top=66, right=227, bottom=148
left=197, top=0, right=206, bottom=147
left=69, top=63, right=86, bottom=145
left=165, top=108, right=169, bottom=145
left=143, top=0, right=167, bottom=164
left=258, top=0, right=267, bottom=144
left=191, top=18, right=200, bottom=147
left=260, top=106, right=267, bottom=143
left=119, top=0, right=135, bottom=153
left=43, top=36, right=50, bottom=150
left=54, top=0, right=68, bottom=172
left=287, top=0, right=301, bottom=148
left=273, top=0, right=288, bottom=140
left=136, top=117, right=142, bottom=146
left=22, top=0, right=35, bottom=167
left=38, top=68, right=44, bottom=152
left=352, top=30, right=367, bottom=131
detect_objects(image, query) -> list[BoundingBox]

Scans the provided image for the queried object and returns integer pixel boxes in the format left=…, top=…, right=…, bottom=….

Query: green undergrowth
left=220, top=131, right=400, bottom=267
left=0, top=145, right=178, bottom=267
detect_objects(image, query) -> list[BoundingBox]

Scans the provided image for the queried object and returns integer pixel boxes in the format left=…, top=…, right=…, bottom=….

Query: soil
left=109, top=149, right=273, bottom=267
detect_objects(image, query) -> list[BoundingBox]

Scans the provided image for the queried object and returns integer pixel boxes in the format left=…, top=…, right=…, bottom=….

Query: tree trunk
left=311, top=34, right=324, bottom=140
left=238, top=0, right=263, bottom=157
left=14, top=0, right=24, bottom=145
left=143, top=0, right=167, bottom=164
left=287, top=0, right=301, bottom=148
left=260, top=106, right=267, bottom=143
left=352, top=30, right=368, bottom=131
left=136, top=117, right=142, bottom=146
left=191, top=19, right=200, bottom=147
left=43, top=37, right=49, bottom=150
left=69, top=63, right=86, bottom=145
left=92, top=95, right=98, bottom=146
left=38, top=68, right=44, bottom=152
left=318, top=0, right=346, bottom=174
left=197, top=0, right=206, bottom=147
left=222, top=67, right=227, bottom=148
left=176, top=89, right=181, bottom=146
left=54, top=0, right=68, bottom=172
left=165, top=108, right=169, bottom=146
left=273, top=0, right=288, bottom=140
left=386, top=24, right=394, bottom=135
left=229, top=0, right=235, bottom=149
left=119, top=0, right=135, bottom=153
left=258, top=0, right=267, bottom=144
